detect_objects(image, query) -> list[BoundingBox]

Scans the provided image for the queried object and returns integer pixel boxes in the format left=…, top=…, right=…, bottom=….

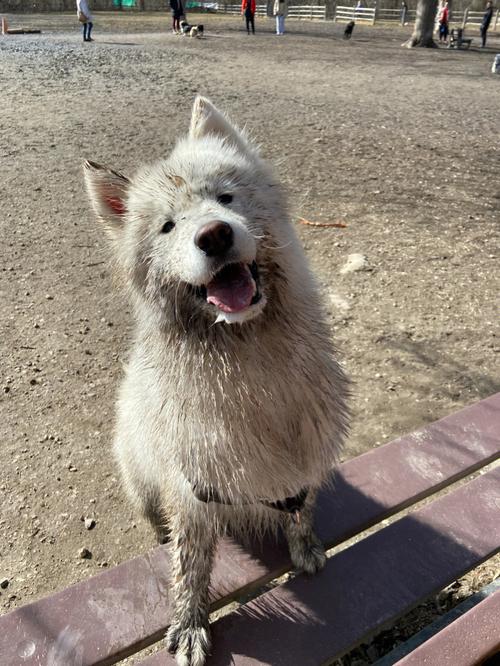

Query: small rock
left=340, top=253, right=369, bottom=274
left=0, top=578, right=9, bottom=590
left=78, top=547, right=92, bottom=559
left=84, top=518, right=96, bottom=530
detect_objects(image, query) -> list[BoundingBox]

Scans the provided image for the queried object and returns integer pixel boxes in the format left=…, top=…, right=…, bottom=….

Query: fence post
left=462, top=7, right=468, bottom=29
left=373, top=1, right=377, bottom=24
left=332, top=2, right=337, bottom=21
left=494, top=8, right=499, bottom=31
left=401, top=5, right=407, bottom=25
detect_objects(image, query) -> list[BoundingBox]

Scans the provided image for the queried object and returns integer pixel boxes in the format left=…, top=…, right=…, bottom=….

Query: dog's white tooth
left=215, top=313, right=226, bottom=325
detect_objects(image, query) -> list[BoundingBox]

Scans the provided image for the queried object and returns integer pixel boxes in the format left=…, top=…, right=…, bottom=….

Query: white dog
left=84, top=97, right=349, bottom=666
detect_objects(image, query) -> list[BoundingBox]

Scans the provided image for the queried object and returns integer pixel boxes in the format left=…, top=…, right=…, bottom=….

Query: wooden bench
left=448, top=28, right=473, bottom=49
left=1, top=393, right=499, bottom=665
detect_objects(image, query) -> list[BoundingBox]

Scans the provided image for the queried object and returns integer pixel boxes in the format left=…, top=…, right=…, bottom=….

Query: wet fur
left=84, top=97, right=349, bottom=666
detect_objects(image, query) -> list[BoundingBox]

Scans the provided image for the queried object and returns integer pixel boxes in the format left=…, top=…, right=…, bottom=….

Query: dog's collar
left=190, top=482, right=308, bottom=523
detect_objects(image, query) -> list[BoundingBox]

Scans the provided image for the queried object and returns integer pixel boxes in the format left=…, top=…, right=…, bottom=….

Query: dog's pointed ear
left=189, top=96, right=250, bottom=153
left=83, top=160, right=130, bottom=233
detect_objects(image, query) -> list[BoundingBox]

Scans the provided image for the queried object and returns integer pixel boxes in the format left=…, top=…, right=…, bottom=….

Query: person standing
left=480, top=0, right=494, bottom=47
left=273, top=0, right=288, bottom=34
left=76, top=0, right=93, bottom=42
left=241, top=0, right=256, bottom=34
left=170, top=0, right=185, bottom=34
left=400, top=0, right=408, bottom=25
left=438, top=0, right=449, bottom=44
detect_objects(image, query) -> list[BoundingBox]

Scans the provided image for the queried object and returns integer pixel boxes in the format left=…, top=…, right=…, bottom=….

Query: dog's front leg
left=166, top=507, right=216, bottom=666
left=283, top=490, right=326, bottom=575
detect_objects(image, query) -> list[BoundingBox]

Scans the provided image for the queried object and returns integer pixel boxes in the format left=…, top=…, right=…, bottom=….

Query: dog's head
left=84, top=97, right=301, bottom=329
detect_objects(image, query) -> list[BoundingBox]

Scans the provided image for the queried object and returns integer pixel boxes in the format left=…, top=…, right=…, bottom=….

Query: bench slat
left=315, top=391, right=500, bottom=546
left=143, top=466, right=500, bottom=665
left=375, top=579, right=500, bottom=665
left=2, top=393, right=499, bottom=665
left=394, top=586, right=500, bottom=665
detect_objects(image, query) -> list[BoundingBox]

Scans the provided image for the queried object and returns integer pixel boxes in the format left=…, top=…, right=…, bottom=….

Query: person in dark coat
left=170, top=0, right=185, bottom=34
left=480, top=0, right=494, bottom=47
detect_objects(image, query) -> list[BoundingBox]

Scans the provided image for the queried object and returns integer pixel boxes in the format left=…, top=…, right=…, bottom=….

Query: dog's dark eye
left=161, top=219, right=175, bottom=234
left=217, top=194, right=233, bottom=206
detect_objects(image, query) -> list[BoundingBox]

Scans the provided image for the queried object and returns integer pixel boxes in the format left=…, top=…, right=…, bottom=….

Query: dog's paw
left=289, top=534, right=326, bottom=575
left=166, top=622, right=211, bottom=666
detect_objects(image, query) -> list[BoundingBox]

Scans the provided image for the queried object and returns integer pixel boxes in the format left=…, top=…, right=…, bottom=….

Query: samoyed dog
left=84, top=97, right=349, bottom=666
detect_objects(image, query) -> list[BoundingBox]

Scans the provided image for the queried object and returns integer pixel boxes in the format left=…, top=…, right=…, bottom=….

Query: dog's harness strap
left=191, top=481, right=309, bottom=520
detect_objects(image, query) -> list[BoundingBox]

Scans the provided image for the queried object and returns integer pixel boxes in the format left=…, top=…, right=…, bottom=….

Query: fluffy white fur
left=84, top=96, right=349, bottom=666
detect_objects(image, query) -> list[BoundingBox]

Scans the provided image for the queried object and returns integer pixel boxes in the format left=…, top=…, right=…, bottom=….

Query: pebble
left=84, top=518, right=96, bottom=530
left=78, top=547, right=92, bottom=559
left=340, top=253, right=369, bottom=274
left=0, top=578, right=9, bottom=590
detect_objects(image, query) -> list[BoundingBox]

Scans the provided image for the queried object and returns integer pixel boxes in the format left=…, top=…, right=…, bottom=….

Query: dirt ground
left=1, top=10, right=499, bottom=661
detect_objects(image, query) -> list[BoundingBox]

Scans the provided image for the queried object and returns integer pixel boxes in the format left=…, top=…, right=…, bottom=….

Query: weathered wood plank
left=1, top=393, right=499, bottom=665
left=393, top=586, right=500, bottom=666
left=315, top=391, right=500, bottom=546
left=143, top=467, right=500, bottom=665
left=375, top=578, right=500, bottom=665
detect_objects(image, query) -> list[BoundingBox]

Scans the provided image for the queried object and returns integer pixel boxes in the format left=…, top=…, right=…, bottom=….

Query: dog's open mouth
left=203, top=261, right=262, bottom=314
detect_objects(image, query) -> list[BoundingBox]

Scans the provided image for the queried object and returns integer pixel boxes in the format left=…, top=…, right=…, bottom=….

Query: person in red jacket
left=438, top=0, right=449, bottom=44
left=241, top=0, right=256, bottom=34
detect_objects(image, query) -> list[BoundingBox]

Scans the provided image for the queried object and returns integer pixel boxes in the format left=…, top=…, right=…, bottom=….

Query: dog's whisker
left=261, top=241, right=292, bottom=251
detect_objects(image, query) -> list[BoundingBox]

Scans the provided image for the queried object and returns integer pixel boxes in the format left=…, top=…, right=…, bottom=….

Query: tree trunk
left=404, top=0, right=439, bottom=47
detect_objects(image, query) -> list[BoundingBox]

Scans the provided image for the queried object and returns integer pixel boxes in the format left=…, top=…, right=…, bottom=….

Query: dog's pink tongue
left=207, top=264, right=255, bottom=313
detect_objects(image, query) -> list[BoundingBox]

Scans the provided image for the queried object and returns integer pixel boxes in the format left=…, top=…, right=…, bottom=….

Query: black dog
left=343, top=20, right=355, bottom=39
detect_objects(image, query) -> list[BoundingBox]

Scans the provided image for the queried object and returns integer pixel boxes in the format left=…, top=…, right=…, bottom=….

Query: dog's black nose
left=195, top=222, right=233, bottom=257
